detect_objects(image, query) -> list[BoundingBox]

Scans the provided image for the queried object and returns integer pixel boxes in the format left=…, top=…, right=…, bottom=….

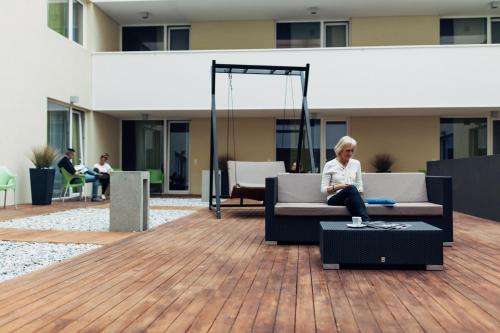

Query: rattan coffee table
left=319, top=221, right=443, bottom=270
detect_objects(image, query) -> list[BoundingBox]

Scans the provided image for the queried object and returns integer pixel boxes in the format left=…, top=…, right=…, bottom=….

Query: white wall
left=0, top=1, right=92, bottom=205
left=93, top=45, right=500, bottom=112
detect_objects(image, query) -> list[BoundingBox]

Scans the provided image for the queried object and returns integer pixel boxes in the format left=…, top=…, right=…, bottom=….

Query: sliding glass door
left=325, top=121, right=347, bottom=161
left=276, top=119, right=321, bottom=173
left=47, top=101, right=85, bottom=197
left=168, top=122, right=189, bottom=192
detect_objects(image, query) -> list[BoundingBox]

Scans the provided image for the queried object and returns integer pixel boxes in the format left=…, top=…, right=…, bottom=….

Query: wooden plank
left=352, top=270, right=401, bottom=333
left=294, top=246, right=316, bottom=333
left=308, top=247, right=337, bottom=333
left=338, top=270, right=381, bottom=333
left=251, top=245, right=289, bottom=333
left=226, top=248, right=286, bottom=332
left=380, top=272, right=446, bottom=333
left=273, top=245, right=298, bottom=333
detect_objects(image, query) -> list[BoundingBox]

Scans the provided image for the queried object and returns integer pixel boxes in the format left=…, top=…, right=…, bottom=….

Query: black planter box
left=30, top=168, right=55, bottom=205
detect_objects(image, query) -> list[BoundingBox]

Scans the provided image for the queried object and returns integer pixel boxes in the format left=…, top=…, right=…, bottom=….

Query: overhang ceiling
left=92, top=0, right=500, bottom=25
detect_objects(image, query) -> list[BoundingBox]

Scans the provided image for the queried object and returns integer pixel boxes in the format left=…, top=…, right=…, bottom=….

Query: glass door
left=122, top=120, right=165, bottom=191
left=71, top=110, right=84, bottom=165
left=47, top=101, right=70, bottom=197
left=168, top=122, right=189, bottom=192
left=325, top=121, right=347, bottom=161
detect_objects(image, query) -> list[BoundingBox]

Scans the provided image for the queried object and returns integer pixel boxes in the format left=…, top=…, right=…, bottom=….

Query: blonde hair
left=334, top=136, right=357, bottom=156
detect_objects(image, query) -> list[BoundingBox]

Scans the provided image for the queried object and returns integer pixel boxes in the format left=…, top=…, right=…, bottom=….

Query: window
left=48, top=0, right=69, bottom=37
left=276, top=119, right=321, bottom=172
left=494, top=120, right=500, bottom=155
left=325, top=121, right=347, bottom=160
left=492, top=18, right=500, bottom=44
left=440, top=18, right=487, bottom=44
left=47, top=0, right=84, bottom=45
left=72, top=0, right=84, bottom=44
left=440, top=118, right=487, bottom=160
left=325, top=23, right=349, bottom=47
left=276, top=22, right=321, bottom=48
left=47, top=101, right=85, bottom=196
left=168, top=122, right=189, bottom=191
left=168, top=26, right=190, bottom=50
left=122, top=26, right=164, bottom=51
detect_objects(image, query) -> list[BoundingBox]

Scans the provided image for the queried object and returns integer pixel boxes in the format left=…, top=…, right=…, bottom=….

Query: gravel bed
left=0, top=208, right=193, bottom=232
left=0, top=241, right=99, bottom=283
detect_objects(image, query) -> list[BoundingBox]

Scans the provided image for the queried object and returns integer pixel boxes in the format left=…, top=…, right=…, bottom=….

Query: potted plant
left=371, top=154, right=395, bottom=173
left=29, top=145, right=59, bottom=205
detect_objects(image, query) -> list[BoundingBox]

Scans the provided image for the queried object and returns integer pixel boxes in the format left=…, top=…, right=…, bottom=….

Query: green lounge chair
left=60, top=168, right=86, bottom=202
left=147, top=169, right=164, bottom=192
left=0, top=166, right=16, bottom=208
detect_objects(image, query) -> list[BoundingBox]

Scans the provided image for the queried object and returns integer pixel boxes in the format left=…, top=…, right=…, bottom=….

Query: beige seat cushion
left=275, top=202, right=442, bottom=216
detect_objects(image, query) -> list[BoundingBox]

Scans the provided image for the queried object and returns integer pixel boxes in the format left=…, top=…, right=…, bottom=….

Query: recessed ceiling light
left=491, top=1, right=500, bottom=9
left=140, top=11, right=150, bottom=20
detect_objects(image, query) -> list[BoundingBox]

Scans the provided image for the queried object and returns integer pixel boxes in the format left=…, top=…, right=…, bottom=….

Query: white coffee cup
left=352, top=216, right=362, bottom=225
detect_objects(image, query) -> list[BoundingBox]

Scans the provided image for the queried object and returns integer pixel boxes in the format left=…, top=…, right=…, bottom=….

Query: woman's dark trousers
left=327, top=185, right=370, bottom=221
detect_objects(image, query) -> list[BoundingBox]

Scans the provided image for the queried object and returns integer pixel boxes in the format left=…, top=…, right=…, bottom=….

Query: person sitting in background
left=57, top=148, right=102, bottom=202
left=93, top=154, right=113, bottom=200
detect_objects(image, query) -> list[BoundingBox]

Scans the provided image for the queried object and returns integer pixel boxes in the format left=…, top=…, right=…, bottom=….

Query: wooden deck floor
left=0, top=208, right=498, bottom=332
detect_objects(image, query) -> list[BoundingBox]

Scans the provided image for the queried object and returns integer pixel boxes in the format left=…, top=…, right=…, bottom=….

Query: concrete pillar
left=110, top=171, right=149, bottom=232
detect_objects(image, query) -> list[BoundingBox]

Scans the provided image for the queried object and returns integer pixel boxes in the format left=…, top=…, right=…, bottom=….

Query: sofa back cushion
left=278, top=173, right=326, bottom=203
left=276, top=172, right=428, bottom=203
left=362, top=172, right=428, bottom=202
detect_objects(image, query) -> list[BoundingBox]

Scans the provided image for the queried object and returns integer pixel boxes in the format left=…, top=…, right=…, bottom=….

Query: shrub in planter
left=371, top=154, right=395, bottom=173
left=29, top=146, right=59, bottom=205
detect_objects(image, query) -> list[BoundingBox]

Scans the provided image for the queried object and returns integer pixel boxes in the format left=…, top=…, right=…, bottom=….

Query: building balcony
left=92, top=44, right=500, bottom=116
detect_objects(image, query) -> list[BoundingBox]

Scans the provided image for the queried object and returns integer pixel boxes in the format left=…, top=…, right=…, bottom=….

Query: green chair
left=147, top=169, right=164, bottom=192
left=0, top=166, right=17, bottom=209
left=60, top=168, right=86, bottom=202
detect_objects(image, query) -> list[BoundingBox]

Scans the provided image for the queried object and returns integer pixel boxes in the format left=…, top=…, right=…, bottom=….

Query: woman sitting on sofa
left=320, top=136, right=370, bottom=222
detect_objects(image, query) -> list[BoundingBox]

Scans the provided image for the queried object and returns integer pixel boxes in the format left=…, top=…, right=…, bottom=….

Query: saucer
left=346, top=223, right=366, bottom=228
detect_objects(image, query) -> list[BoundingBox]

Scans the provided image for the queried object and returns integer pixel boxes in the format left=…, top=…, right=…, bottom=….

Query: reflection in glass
left=73, top=0, right=83, bottom=44
left=122, top=26, right=164, bottom=51
left=169, top=28, right=190, bottom=50
left=325, top=122, right=347, bottom=161
left=276, top=119, right=320, bottom=172
left=440, top=18, right=487, bottom=45
left=169, top=122, right=189, bottom=191
left=492, top=20, right=500, bottom=44
left=48, top=0, right=69, bottom=37
left=122, top=121, right=164, bottom=171
left=277, top=22, right=321, bottom=48
left=48, top=102, right=69, bottom=197
left=325, top=24, right=348, bottom=47
left=440, top=118, right=487, bottom=160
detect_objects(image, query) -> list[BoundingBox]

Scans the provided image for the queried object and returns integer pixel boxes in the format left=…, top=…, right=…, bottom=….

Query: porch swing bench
left=227, top=160, right=286, bottom=203
left=209, top=61, right=315, bottom=218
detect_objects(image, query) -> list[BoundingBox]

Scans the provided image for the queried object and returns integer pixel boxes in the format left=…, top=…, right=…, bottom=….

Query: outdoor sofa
left=265, top=172, right=453, bottom=246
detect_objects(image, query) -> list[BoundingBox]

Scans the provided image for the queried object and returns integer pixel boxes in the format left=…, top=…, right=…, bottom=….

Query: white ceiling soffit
left=92, top=0, right=500, bottom=25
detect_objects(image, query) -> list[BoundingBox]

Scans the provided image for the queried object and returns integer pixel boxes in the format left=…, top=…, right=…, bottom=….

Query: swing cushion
left=227, top=161, right=286, bottom=200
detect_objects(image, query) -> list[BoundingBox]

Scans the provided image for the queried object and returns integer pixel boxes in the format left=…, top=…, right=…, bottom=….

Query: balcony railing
left=92, top=45, right=500, bottom=112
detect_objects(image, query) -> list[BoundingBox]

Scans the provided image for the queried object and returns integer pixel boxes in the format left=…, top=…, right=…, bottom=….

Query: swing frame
left=209, top=60, right=315, bottom=218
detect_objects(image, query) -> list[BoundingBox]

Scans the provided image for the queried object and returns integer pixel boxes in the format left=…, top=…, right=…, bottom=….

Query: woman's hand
left=334, top=183, right=349, bottom=191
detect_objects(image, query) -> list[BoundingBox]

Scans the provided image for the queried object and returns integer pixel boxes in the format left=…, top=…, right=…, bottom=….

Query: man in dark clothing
left=57, top=148, right=102, bottom=202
